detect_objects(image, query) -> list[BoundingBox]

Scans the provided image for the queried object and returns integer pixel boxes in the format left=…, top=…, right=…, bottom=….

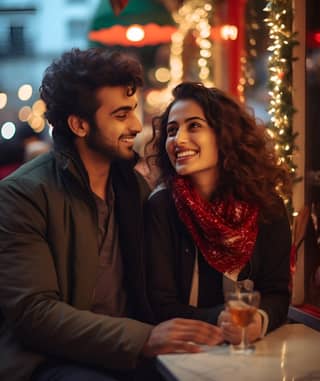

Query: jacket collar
left=53, top=136, right=140, bottom=190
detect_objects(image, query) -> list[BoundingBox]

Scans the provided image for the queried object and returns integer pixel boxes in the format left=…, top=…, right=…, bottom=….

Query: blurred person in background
left=24, top=139, right=51, bottom=162
left=0, top=50, right=223, bottom=381
left=0, top=122, right=51, bottom=179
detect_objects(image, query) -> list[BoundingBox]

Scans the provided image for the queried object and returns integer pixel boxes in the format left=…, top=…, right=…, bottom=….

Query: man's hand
left=217, top=310, right=262, bottom=344
left=142, top=318, right=223, bottom=357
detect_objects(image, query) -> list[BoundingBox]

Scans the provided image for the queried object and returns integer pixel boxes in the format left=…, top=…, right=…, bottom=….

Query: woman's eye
left=167, top=127, right=177, bottom=137
left=189, top=122, right=201, bottom=130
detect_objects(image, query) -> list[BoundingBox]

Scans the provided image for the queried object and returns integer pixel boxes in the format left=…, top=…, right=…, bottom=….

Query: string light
left=264, top=0, right=299, bottom=217
left=238, top=2, right=260, bottom=103
left=145, top=0, right=215, bottom=114
left=169, top=0, right=215, bottom=88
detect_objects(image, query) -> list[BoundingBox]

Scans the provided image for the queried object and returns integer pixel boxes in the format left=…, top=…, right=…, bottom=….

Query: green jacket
left=0, top=148, right=153, bottom=381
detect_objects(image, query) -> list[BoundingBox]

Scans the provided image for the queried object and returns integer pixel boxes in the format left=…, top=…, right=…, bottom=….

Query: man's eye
left=115, top=113, right=127, bottom=120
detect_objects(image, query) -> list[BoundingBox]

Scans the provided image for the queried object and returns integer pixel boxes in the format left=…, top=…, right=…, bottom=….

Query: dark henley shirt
left=91, top=183, right=127, bottom=317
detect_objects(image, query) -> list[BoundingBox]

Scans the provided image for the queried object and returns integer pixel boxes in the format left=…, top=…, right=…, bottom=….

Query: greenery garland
left=264, top=0, right=299, bottom=216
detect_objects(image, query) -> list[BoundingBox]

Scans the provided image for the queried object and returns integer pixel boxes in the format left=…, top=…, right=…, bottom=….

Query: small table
left=157, top=324, right=320, bottom=381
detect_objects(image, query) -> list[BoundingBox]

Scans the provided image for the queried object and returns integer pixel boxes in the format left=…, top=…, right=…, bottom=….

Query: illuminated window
left=8, top=25, right=25, bottom=55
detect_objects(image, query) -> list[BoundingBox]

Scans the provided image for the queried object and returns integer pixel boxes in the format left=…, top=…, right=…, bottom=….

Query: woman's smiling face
left=165, top=99, right=219, bottom=182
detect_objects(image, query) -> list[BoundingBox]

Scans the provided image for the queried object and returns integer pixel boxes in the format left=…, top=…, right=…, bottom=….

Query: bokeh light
left=220, top=25, right=238, bottom=40
left=126, top=25, right=145, bottom=42
left=28, top=114, right=45, bottom=133
left=154, top=67, right=171, bottom=83
left=0, top=93, right=8, bottom=109
left=18, top=84, right=33, bottom=101
left=18, top=106, right=32, bottom=122
left=32, top=99, right=46, bottom=116
left=1, top=122, right=16, bottom=140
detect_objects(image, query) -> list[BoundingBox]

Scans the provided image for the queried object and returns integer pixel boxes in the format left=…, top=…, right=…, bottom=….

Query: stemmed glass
left=225, top=285, right=260, bottom=354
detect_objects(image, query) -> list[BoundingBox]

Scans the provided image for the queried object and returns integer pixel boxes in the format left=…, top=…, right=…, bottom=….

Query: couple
left=0, top=48, right=292, bottom=381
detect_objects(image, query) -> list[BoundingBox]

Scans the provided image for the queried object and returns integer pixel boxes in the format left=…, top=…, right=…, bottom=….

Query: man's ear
left=67, top=115, right=89, bottom=138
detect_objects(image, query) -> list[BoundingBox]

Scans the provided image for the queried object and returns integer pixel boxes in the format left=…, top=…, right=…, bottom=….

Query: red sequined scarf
left=172, top=176, right=259, bottom=273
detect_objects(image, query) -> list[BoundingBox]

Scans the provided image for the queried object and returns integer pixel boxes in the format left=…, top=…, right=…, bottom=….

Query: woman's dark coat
left=145, top=188, right=291, bottom=331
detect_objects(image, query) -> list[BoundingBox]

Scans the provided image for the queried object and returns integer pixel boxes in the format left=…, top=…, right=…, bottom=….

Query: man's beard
left=85, top=122, right=133, bottom=161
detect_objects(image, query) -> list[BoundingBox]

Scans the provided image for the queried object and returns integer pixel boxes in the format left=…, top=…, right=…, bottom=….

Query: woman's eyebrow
left=185, top=116, right=207, bottom=122
left=167, top=116, right=207, bottom=125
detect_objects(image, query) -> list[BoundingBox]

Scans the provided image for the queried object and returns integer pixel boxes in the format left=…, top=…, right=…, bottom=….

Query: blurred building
left=0, top=0, right=100, bottom=163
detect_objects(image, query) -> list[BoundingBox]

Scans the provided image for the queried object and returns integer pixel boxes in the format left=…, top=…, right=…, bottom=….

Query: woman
left=145, top=82, right=292, bottom=345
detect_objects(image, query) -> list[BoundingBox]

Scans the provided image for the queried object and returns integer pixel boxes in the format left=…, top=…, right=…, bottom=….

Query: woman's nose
left=175, top=127, right=187, bottom=144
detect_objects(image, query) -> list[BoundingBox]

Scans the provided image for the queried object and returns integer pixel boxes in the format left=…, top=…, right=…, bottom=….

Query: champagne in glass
left=225, top=290, right=260, bottom=354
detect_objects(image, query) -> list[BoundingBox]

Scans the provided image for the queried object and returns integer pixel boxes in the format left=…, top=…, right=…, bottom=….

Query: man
left=0, top=48, right=222, bottom=381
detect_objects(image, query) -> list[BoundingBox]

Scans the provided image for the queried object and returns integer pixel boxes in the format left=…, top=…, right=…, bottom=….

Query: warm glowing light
left=18, top=84, right=33, bottom=101
left=89, top=24, right=175, bottom=46
left=1, top=122, right=16, bottom=140
left=146, top=90, right=160, bottom=106
left=266, top=128, right=274, bottom=138
left=200, top=49, right=211, bottom=58
left=144, top=88, right=172, bottom=114
left=155, top=67, right=171, bottom=83
left=28, top=115, right=45, bottom=133
left=147, top=1, right=216, bottom=114
left=0, top=93, right=7, bottom=109
left=264, top=0, right=298, bottom=215
left=126, top=25, right=145, bottom=42
left=220, top=25, right=238, bottom=40
left=168, top=0, right=214, bottom=87
left=32, top=99, right=46, bottom=116
left=18, top=106, right=32, bottom=122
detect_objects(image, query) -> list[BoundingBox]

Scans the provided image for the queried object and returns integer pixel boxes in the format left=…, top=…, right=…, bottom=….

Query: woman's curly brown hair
left=146, top=82, right=292, bottom=222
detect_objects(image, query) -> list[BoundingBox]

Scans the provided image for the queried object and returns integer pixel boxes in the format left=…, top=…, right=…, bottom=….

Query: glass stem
left=241, top=327, right=248, bottom=349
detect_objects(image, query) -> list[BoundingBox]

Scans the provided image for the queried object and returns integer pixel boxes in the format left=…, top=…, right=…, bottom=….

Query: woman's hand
left=217, top=310, right=262, bottom=344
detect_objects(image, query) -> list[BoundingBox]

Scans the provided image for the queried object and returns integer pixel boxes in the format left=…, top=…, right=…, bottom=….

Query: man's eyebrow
left=110, top=103, right=138, bottom=115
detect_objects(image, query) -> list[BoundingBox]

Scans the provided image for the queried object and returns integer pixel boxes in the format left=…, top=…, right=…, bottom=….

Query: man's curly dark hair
left=40, top=48, right=143, bottom=144
left=147, top=82, right=292, bottom=222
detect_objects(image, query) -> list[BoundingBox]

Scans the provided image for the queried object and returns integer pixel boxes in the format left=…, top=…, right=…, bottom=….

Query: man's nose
left=130, top=114, right=143, bottom=133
